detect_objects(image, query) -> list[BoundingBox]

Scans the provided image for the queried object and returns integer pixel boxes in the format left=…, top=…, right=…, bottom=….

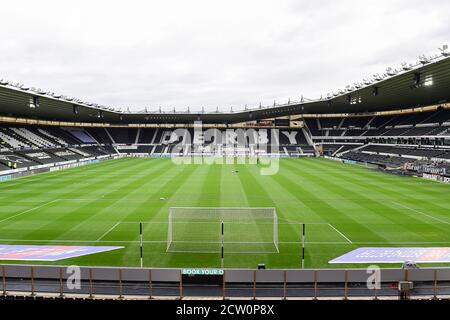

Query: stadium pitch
left=0, top=157, right=449, bottom=269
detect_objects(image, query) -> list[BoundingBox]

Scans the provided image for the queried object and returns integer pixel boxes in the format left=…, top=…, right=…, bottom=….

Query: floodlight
left=419, top=55, right=430, bottom=64
left=439, top=45, right=449, bottom=56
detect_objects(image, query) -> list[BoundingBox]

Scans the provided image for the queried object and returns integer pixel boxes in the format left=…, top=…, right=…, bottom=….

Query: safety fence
left=1, top=264, right=450, bottom=300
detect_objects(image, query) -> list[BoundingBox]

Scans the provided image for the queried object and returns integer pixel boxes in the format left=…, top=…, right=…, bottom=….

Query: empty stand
left=10, top=127, right=55, bottom=148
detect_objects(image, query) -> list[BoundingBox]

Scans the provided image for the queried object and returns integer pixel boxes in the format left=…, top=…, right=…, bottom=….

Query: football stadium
left=0, top=51, right=449, bottom=300
left=0, top=1, right=449, bottom=305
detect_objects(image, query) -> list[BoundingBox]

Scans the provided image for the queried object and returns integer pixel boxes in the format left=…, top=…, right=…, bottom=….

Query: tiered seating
left=344, top=129, right=367, bottom=136
left=319, top=118, right=342, bottom=129
left=78, top=145, right=117, bottom=156
left=0, top=151, right=40, bottom=168
left=0, top=161, right=10, bottom=171
left=0, top=135, right=13, bottom=150
left=420, top=109, right=450, bottom=124
left=400, top=127, right=439, bottom=136
left=34, top=128, right=69, bottom=146
left=153, top=145, right=165, bottom=153
left=0, top=129, right=31, bottom=149
left=15, top=150, right=66, bottom=165
left=342, top=151, right=411, bottom=167
left=439, top=152, right=450, bottom=160
left=137, top=128, right=157, bottom=143
left=81, top=128, right=109, bottom=144
left=107, top=128, right=138, bottom=144
left=45, top=127, right=83, bottom=145
left=327, top=130, right=344, bottom=136
left=47, top=148, right=85, bottom=161
left=279, top=129, right=308, bottom=144
left=116, top=145, right=152, bottom=154
left=308, top=109, right=450, bottom=138
left=341, top=116, right=372, bottom=129
left=304, top=119, right=320, bottom=136
left=63, top=128, right=98, bottom=144
left=360, top=145, right=447, bottom=158
left=381, top=128, right=411, bottom=136
left=10, top=127, right=55, bottom=148
left=320, top=144, right=360, bottom=156
left=152, top=129, right=165, bottom=144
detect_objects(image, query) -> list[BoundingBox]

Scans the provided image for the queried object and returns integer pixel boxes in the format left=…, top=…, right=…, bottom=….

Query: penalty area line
left=328, top=223, right=353, bottom=244
left=96, top=222, right=121, bottom=241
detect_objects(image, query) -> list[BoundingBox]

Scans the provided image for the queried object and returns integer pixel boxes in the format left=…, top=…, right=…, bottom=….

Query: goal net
left=166, top=207, right=279, bottom=254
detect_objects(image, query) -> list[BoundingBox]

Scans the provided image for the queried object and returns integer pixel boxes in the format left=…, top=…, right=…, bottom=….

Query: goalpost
left=166, top=207, right=279, bottom=254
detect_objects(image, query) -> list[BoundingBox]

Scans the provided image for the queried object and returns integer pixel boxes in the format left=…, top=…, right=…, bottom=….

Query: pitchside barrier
left=1, top=264, right=450, bottom=299
left=0, top=155, right=116, bottom=181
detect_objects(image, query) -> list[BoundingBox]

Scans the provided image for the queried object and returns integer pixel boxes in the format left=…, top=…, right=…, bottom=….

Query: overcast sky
left=0, top=0, right=448, bottom=112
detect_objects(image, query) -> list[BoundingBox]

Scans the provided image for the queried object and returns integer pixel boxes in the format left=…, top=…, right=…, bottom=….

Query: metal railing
left=1, top=265, right=450, bottom=300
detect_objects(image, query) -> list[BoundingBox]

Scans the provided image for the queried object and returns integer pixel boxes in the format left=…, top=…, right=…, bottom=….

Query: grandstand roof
left=0, top=55, right=449, bottom=124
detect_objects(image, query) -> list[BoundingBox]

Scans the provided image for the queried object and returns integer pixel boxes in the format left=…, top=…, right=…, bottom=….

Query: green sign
left=182, top=268, right=224, bottom=276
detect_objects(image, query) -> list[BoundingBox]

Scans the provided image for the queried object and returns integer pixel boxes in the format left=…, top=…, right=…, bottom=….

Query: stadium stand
left=137, top=128, right=158, bottom=143
left=0, top=151, right=40, bottom=168
left=90, top=128, right=114, bottom=144
left=15, top=150, right=65, bottom=165
left=9, top=127, right=55, bottom=148
left=0, top=106, right=449, bottom=175
left=46, top=148, right=85, bottom=161
left=44, top=127, right=84, bottom=145
left=1, top=46, right=450, bottom=303
left=0, top=161, right=10, bottom=171
left=107, top=128, right=138, bottom=144
left=0, top=52, right=448, bottom=181
left=0, top=129, right=31, bottom=149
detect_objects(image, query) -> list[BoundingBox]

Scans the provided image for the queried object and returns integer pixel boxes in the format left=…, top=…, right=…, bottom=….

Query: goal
left=166, top=207, right=279, bottom=254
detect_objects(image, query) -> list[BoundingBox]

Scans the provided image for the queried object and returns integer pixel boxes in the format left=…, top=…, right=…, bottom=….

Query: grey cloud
left=0, top=0, right=448, bottom=112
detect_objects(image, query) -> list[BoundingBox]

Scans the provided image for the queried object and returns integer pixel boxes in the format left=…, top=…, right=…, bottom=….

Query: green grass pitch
left=0, top=157, right=449, bottom=269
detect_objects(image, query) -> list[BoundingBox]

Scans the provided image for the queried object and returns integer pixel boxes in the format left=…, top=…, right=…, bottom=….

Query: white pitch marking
left=328, top=223, right=353, bottom=244
left=96, top=222, right=121, bottom=241
left=393, top=201, right=450, bottom=225
left=0, top=199, right=59, bottom=224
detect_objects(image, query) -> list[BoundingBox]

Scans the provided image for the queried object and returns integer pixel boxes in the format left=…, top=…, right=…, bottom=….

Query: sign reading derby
left=0, top=245, right=123, bottom=261
left=330, top=247, right=450, bottom=264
